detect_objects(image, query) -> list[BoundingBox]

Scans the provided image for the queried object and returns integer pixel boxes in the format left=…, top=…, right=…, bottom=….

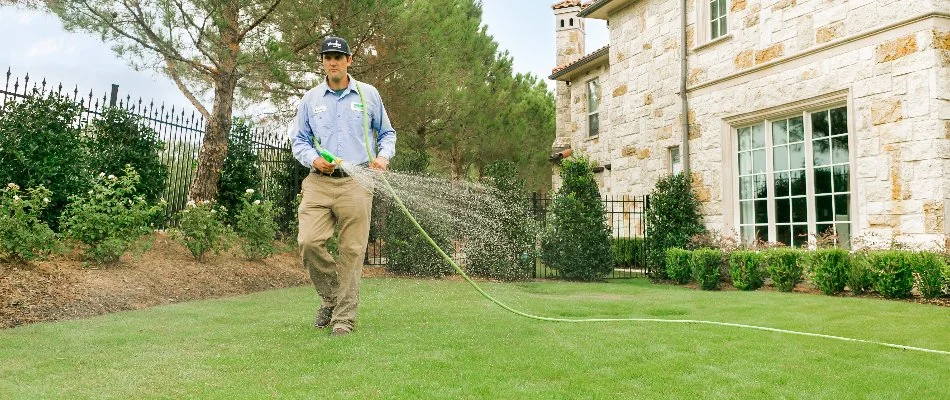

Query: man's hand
left=368, top=156, right=389, bottom=171
left=312, top=157, right=338, bottom=174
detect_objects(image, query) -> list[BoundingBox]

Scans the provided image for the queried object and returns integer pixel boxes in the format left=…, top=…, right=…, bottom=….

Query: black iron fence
left=0, top=67, right=304, bottom=225
left=2, top=67, right=651, bottom=280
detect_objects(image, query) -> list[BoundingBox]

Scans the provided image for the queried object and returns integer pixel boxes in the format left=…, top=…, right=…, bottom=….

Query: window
left=669, top=146, right=682, bottom=174
left=709, top=0, right=728, bottom=40
left=696, top=0, right=729, bottom=46
left=735, top=106, right=851, bottom=248
left=587, top=79, right=600, bottom=137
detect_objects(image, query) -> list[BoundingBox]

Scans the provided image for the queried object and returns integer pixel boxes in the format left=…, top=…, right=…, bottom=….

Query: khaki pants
left=298, top=173, right=373, bottom=331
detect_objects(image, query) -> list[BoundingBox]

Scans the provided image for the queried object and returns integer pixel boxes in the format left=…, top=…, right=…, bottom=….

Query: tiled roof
left=551, top=0, right=593, bottom=10
left=549, top=45, right=609, bottom=80
left=551, top=0, right=580, bottom=10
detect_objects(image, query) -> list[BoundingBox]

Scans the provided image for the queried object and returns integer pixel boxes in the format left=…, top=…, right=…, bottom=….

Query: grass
left=1, top=277, right=949, bottom=399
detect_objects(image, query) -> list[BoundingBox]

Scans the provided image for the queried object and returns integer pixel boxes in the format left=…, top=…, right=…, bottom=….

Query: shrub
left=848, top=251, right=874, bottom=294
left=540, top=157, right=613, bottom=281
left=690, top=249, right=722, bottom=290
left=729, top=250, right=765, bottom=291
left=464, top=160, right=537, bottom=281
left=613, top=237, right=645, bottom=267
left=910, top=252, right=946, bottom=299
left=806, top=248, right=850, bottom=295
left=85, top=108, right=168, bottom=204
left=867, top=251, right=914, bottom=299
left=217, top=118, right=262, bottom=225
left=645, top=173, right=706, bottom=279
left=384, top=151, right=453, bottom=277
left=60, top=166, right=163, bottom=264
left=267, top=142, right=308, bottom=237
left=234, top=189, right=279, bottom=260
left=173, top=200, right=232, bottom=262
left=764, top=248, right=804, bottom=292
left=0, top=183, right=57, bottom=262
left=665, top=248, right=692, bottom=284
left=0, top=94, right=90, bottom=229
left=158, top=139, right=198, bottom=220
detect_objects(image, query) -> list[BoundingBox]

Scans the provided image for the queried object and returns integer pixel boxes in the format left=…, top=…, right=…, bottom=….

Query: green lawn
left=1, top=278, right=948, bottom=399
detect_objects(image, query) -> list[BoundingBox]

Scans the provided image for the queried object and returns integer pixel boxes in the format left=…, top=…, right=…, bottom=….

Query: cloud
left=26, top=37, right=77, bottom=59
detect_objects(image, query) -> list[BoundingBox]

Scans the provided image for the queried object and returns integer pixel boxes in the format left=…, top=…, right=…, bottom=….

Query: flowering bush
left=173, top=199, right=232, bottom=262
left=0, top=183, right=57, bottom=262
left=234, top=189, right=278, bottom=260
left=60, top=166, right=163, bottom=264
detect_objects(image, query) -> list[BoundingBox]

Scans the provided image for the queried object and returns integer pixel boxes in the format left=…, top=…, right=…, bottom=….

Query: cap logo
left=328, top=41, right=342, bottom=49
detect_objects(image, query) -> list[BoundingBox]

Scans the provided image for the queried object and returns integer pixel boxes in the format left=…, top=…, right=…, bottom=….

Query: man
left=290, top=36, right=396, bottom=336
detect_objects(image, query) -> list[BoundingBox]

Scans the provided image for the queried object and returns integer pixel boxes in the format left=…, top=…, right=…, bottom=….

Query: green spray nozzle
left=318, top=148, right=339, bottom=164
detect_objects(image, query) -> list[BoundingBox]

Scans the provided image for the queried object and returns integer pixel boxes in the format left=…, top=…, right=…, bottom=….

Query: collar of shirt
left=320, top=74, right=359, bottom=97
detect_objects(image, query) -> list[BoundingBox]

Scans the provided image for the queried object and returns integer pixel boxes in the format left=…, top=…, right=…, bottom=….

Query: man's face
left=322, top=53, right=352, bottom=84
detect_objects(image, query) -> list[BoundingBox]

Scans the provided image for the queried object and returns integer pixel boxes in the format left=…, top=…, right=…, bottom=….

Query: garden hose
left=347, top=84, right=950, bottom=357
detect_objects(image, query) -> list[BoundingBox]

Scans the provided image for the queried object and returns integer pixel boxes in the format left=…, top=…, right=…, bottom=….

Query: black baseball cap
left=320, top=36, right=351, bottom=56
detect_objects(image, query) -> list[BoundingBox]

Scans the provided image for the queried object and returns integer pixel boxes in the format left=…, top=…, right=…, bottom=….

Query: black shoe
left=314, top=306, right=334, bottom=329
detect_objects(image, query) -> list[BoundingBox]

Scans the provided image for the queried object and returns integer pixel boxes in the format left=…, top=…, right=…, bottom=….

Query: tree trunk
left=188, top=4, right=240, bottom=202
left=188, top=76, right=236, bottom=202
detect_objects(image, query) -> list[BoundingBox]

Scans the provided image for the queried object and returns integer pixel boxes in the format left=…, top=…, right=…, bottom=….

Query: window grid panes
left=736, top=106, right=851, bottom=248
left=588, top=79, right=600, bottom=137
left=771, top=117, right=808, bottom=247
left=811, top=107, right=851, bottom=247
left=737, top=123, right=767, bottom=244
left=710, top=0, right=728, bottom=40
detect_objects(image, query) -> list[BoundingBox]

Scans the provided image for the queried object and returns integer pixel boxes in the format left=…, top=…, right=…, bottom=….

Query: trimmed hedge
left=910, top=252, right=946, bottom=299
left=690, top=249, right=722, bottom=291
left=613, top=237, right=645, bottom=268
left=867, top=251, right=914, bottom=299
left=728, top=250, right=765, bottom=291
left=806, top=248, right=850, bottom=295
left=765, top=248, right=804, bottom=292
left=665, top=248, right=692, bottom=284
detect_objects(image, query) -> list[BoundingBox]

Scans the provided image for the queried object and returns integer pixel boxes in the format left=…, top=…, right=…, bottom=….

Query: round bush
left=0, top=94, right=89, bottom=229
left=765, top=248, right=804, bottom=292
left=729, top=250, right=765, bottom=291
left=690, top=249, right=723, bottom=290
left=806, top=248, right=850, bottom=295
left=868, top=251, right=914, bottom=299
left=85, top=108, right=168, bottom=204
left=665, top=248, right=692, bottom=284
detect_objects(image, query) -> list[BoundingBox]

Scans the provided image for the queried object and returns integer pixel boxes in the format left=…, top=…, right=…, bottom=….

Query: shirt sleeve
left=290, top=97, right=318, bottom=169
left=373, top=90, right=397, bottom=160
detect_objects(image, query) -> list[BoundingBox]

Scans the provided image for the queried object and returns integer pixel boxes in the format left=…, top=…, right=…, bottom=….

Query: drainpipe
left=679, top=0, right=690, bottom=174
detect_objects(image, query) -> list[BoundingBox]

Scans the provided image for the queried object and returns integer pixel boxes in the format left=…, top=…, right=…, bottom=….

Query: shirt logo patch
left=314, top=105, right=327, bottom=114
left=351, top=102, right=365, bottom=112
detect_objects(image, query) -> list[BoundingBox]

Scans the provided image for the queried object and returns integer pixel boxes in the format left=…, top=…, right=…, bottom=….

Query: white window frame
left=724, top=91, right=856, bottom=248
left=695, top=0, right=730, bottom=48
left=669, top=146, right=682, bottom=175
left=587, top=78, right=601, bottom=137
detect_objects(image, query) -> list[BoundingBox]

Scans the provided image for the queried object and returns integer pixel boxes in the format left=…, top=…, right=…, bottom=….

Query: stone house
left=549, top=0, right=950, bottom=247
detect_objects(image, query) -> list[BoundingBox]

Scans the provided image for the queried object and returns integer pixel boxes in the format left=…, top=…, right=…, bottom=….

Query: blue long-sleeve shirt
left=290, top=75, right=396, bottom=169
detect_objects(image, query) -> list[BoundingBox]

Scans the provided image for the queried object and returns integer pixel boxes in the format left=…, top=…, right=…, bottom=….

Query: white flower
left=6, top=183, right=18, bottom=190
left=245, top=189, right=255, bottom=194
left=253, top=200, right=261, bottom=205
left=88, top=190, right=94, bottom=195
left=43, top=197, right=50, bottom=203
left=98, top=172, right=105, bottom=178
left=12, top=195, right=20, bottom=201
left=210, top=209, right=216, bottom=213
left=219, top=206, right=227, bottom=212
left=186, top=200, right=196, bottom=207
left=108, top=175, right=116, bottom=180
left=203, top=200, right=211, bottom=205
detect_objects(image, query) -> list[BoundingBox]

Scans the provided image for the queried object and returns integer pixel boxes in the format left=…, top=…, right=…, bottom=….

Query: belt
left=315, top=168, right=349, bottom=178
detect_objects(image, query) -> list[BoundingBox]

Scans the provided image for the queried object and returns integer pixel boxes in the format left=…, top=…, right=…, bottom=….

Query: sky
left=0, top=1, right=608, bottom=115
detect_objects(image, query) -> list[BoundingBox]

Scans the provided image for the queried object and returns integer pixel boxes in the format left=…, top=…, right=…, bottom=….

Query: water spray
left=337, top=84, right=950, bottom=356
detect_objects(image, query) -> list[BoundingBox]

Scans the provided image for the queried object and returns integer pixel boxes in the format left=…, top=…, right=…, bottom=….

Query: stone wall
left=554, top=0, right=949, bottom=244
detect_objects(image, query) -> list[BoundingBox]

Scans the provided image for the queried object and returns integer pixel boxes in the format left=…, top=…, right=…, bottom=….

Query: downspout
left=679, top=0, right=690, bottom=173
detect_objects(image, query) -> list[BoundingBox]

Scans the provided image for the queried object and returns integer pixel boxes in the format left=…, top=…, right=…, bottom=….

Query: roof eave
left=549, top=48, right=610, bottom=81
left=577, top=0, right=637, bottom=19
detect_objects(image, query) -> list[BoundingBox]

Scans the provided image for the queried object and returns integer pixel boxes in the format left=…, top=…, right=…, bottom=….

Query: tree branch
left=238, top=0, right=282, bottom=41
left=166, top=58, right=211, bottom=120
